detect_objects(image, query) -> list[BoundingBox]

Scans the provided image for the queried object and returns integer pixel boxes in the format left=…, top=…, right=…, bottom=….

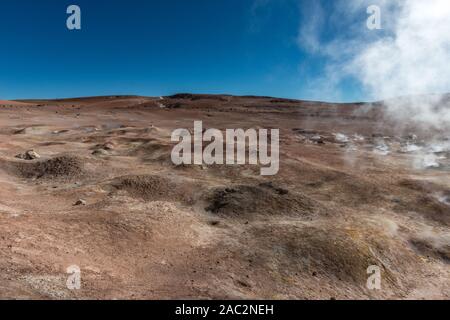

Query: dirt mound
left=242, top=224, right=413, bottom=289
left=13, top=156, right=84, bottom=180
left=410, top=238, right=450, bottom=264
left=393, top=194, right=450, bottom=226
left=110, top=175, right=195, bottom=204
left=259, top=225, right=379, bottom=283
left=398, top=179, right=440, bottom=192
left=205, top=182, right=324, bottom=217
left=304, top=170, right=386, bottom=206
left=394, top=181, right=450, bottom=226
left=128, top=140, right=173, bottom=164
left=413, top=196, right=450, bottom=226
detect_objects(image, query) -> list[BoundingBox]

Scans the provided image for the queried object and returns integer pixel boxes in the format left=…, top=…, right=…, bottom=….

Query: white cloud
left=298, top=0, right=450, bottom=129
left=352, top=0, right=450, bottom=99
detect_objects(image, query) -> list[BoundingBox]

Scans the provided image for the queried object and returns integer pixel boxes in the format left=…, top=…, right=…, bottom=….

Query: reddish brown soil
left=0, top=94, right=448, bottom=299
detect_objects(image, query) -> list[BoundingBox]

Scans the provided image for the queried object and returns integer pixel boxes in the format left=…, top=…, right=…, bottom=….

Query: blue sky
left=0, top=0, right=370, bottom=101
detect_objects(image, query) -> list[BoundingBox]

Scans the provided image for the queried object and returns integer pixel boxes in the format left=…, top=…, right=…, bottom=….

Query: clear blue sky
left=0, top=0, right=367, bottom=102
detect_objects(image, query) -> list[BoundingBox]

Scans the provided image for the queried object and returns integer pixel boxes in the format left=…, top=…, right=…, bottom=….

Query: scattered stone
left=236, top=280, right=251, bottom=288
left=15, top=150, right=41, bottom=160
left=310, top=135, right=325, bottom=144
left=406, top=133, right=418, bottom=141
left=292, top=129, right=329, bottom=144
left=92, top=142, right=114, bottom=152
left=374, top=143, right=390, bottom=155
left=74, top=199, right=86, bottom=206
left=334, top=133, right=349, bottom=143
left=400, top=143, right=422, bottom=153
left=102, top=143, right=115, bottom=150
left=353, top=134, right=365, bottom=142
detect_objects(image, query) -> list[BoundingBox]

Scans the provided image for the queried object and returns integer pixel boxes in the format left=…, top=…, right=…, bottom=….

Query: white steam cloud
left=298, top=0, right=450, bottom=131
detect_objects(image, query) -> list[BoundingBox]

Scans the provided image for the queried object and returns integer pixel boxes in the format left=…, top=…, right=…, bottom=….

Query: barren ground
left=0, top=94, right=448, bottom=299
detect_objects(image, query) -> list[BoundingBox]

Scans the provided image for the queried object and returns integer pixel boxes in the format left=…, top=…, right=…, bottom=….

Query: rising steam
left=351, top=0, right=450, bottom=130
left=299, top=0, right=450, bottom=131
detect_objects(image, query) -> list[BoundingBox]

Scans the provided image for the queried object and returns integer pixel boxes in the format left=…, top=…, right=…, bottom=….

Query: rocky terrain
left=0, top=94, right=448, bottom=299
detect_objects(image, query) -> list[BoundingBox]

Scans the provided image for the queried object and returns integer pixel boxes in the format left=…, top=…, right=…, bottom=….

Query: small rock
left=334, top=133, right=349, bottom=143
left=15, top=150, right=40, bottom=160
left=74, top=199, right=87, bottom=206
left=102, top=143, right=114, bottom=150
left=372, top=133, right=384, bottom=138
left=92, top=149, right=109, bottom=156
left=26, top=150, right=41, bottom=159
left=310, top=135, right=325, bottom=144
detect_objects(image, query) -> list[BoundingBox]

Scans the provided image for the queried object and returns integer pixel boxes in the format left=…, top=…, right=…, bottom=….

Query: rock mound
left=110, top=175, right=195, bottom=204
left=205, top=182, right=324, bottom=217
left=14, top=155, right=84, bottom=180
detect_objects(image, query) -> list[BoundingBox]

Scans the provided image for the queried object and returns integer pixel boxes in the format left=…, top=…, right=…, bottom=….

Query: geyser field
left=0, top=94, right=448, bottom=299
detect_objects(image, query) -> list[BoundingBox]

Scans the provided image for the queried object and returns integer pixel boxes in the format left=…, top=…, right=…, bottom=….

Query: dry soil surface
left=0, top=94, right=448, bottom=299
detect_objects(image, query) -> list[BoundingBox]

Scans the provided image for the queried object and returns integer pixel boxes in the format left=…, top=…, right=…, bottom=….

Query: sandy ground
left=0, top=94, right=448, bottom=300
